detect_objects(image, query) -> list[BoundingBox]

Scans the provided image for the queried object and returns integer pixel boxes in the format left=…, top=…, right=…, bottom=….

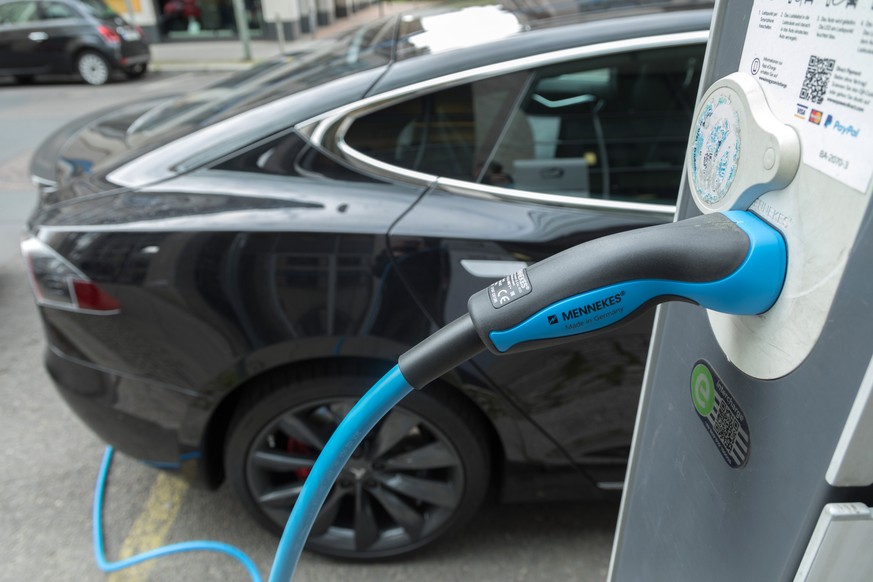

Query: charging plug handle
left=467, top=210, right=786, bottom=355
left=397, top=210, right=786, bottom=387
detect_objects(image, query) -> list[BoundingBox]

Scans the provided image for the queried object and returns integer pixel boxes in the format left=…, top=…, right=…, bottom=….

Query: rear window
left=125, top=16, right=396, bottom=146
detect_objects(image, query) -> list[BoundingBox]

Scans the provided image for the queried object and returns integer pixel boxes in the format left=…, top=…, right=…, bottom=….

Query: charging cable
left=93, top=446, right=262, bottom=582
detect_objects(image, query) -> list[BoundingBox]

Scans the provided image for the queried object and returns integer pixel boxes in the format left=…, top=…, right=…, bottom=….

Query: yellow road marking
left=108, top=471, right=189, bottom=582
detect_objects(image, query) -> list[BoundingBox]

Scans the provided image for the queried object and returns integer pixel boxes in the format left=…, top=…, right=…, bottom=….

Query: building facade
left=106, top=0, right=377, bottom=43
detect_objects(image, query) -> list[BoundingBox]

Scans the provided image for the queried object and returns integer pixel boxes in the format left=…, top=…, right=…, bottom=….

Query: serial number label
left=488, top=269, right=532, bottom=309
left=819, top=149, right=850, bottom=170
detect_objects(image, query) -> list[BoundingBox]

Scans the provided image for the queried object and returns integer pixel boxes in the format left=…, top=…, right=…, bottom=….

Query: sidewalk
left=149, top=1, right=427, bottom=72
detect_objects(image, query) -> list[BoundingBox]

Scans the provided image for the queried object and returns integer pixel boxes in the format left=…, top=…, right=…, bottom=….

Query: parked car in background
left=0, top=0, right=149, bottom=85
left=23, top=0, right=711, bottom=560
left=160, top=0, right=200, bottom=34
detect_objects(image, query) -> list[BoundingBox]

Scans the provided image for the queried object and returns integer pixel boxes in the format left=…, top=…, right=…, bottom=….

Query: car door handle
left=28, top=31, right=49, bottom=42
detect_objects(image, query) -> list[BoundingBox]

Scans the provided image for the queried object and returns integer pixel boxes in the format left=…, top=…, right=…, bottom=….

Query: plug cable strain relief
left=398, top=313, right=485, bottom=389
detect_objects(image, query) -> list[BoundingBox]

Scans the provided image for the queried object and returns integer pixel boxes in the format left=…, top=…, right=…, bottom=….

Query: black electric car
left=23, top=0, right=711, bottom=560
left=0, top=0, right=149, bottom=85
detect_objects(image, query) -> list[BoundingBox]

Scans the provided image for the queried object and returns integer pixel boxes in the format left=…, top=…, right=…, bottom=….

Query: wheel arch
left=197, top=355, right=507, bottom=495
left=69, top=42, right=112, bottom=70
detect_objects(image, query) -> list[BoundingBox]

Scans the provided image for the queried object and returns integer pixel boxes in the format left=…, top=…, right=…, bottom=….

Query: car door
left=0, top=0, right=44, bottom=72
left=35, top=0, right=85, bottom=71
left=340, top=37, right=706, bottom=487
left=148, top=127, right=431, bottom=356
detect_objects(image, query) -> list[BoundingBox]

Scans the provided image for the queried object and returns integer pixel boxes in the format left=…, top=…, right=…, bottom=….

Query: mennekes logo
left=548, top=291, right=625, bottom=325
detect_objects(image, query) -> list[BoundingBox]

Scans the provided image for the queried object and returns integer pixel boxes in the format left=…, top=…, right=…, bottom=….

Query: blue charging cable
left=267, top=365, right=414, bottom=582
left=91, top=365, right=414, bottom=582
left=93, top=446, right=263, bottom=582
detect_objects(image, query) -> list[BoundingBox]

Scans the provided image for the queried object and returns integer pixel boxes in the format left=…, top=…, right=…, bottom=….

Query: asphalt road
left=0, top=71, right=618, bottom=582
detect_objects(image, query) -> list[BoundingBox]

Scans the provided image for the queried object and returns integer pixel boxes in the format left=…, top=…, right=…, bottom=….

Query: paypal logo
left=834, top=121, right=860, bottom=137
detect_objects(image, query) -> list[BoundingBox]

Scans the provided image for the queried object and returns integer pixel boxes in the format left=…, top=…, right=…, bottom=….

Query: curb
left=150, top=61, right=259, bottom=73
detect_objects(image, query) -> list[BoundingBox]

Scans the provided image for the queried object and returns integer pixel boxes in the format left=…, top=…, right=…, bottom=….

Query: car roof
left=105, top=1, right=713, bottom=188
left=390, top=0, right=713, bottom=62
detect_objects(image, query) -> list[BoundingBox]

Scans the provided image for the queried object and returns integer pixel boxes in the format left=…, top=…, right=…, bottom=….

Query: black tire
left=224, top=364, right=490, bottom=559
left=14, top=74, right=35, bottom=84
left=124, top=63, right=148, bottom=80
left=76, top=50, right=111, bottom=86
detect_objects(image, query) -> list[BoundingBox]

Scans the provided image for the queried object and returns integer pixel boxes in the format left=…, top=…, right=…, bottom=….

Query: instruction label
left=741, top=0, right=873, bottom=194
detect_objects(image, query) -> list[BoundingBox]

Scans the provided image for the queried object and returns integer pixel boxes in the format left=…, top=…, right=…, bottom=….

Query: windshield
left=126, top=16, right=397, bottom=146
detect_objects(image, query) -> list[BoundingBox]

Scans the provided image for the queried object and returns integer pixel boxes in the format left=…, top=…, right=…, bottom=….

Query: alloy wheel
left=244, top=398, right=467, bottom=557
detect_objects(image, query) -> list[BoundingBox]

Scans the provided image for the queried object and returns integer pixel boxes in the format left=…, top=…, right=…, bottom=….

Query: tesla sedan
left=23, top=0, right=711, bottom=560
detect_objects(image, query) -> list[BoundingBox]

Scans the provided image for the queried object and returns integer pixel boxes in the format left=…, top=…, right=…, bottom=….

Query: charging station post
left=610, top=1, right=873, bottom=580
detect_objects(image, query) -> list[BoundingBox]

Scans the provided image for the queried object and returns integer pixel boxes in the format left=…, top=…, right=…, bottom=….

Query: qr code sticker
left=799, top=55, right=835, bottom=105
left=714, top=409, right=739, bottom=450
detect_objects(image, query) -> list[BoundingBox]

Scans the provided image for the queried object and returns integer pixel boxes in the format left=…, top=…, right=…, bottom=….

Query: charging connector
left=468, top=211, right=785, bottom=354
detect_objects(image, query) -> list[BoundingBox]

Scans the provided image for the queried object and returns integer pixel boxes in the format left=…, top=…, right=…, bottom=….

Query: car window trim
left=298, top=30, right=708, bottom=218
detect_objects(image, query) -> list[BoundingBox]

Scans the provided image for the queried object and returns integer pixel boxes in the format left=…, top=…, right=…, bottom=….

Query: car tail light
left=21, top=237, right=121, bottom=314
left=98, top=25, right=121, bottom=44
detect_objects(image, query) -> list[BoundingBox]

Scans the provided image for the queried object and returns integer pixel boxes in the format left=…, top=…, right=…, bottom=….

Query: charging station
left=610, top=0, right=873, bottom=580
left=265, top=2, right=873, bottom=579
left=80, top=2, right=873, bottom=580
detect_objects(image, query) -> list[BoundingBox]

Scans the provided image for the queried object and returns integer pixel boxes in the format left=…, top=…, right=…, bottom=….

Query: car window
left=41, top=1, right=78, bottom=19
left=341, top=43, right=704, bottom=204
left=489, top=43, right=705, bottom=204
left=343, top=71, right=529, bottom=181
left=0, top=0, right=39, bottom=23
left=78, top=0, right=115, bottom=18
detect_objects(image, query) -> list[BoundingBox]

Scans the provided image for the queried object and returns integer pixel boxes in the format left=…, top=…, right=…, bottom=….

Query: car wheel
left=14, top=74, right=35, bottom=84
left=76, top=51, right=111, bottom=86
left=124, top=63, right=148, bottom=80
left=224, top=365, right=490, bottom=559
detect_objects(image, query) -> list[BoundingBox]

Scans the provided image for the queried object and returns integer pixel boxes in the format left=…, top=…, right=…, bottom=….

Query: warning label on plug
left=488, top=269, right=531, bottom=309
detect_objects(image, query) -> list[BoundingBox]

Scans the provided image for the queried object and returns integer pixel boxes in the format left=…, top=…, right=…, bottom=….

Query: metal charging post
left=610, top=0, right=873, bottom=580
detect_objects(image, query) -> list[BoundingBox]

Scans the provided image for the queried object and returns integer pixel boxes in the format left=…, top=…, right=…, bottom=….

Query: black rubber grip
left=467, top=212, right=750, bottom=351
left=398, top=314, right=484, bottom=389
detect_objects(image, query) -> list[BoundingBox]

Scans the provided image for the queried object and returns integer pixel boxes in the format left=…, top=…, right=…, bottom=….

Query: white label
left=741, top=0, right=873, bottom=194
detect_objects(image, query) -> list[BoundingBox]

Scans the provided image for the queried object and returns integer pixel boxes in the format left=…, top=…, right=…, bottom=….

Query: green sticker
left=691, top=363, right=715, bottom=417
left=691, top=359, right=750, bottom=469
